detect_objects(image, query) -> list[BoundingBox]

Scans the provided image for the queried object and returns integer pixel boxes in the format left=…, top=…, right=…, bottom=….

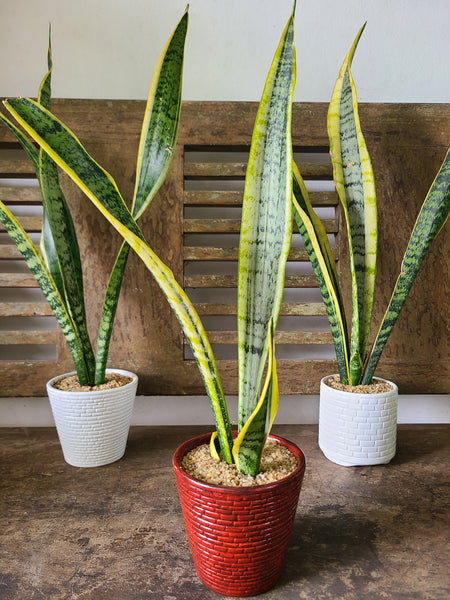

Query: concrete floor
left=0, top=424, right=449, bottom=599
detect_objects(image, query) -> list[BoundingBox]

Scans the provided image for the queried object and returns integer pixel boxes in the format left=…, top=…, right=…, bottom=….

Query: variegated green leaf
left=39, top=150, right=95, bottom=382
left=237, top=6, right=295, bottom=428
left=0, top=114, right=39, bottom=171
left=3, top=95, right=235, bottom=463
left=292, top=163, right=350, bottom=382
left=233, top=319, right=278, bottom=476
left=95, top=8, right=188, bottom=382
left=37, top=25, right=63, bottom=296
left=0, top=201, right=90, bottom=382
left=132, top=7, right=188, bottom=218
left=37, top=25, right=52, bottom=111
left=94, top=243, right=131, bottom=383
left=327, top=23, right=377, bottom=384
left=363, top=149, right=450, bottom=384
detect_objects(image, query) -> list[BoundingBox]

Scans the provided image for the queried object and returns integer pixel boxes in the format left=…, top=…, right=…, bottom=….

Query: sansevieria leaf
left=37, top=26, right=52, bottom=111
left=0, top=201, right=90, bottom=381
left=39, top=150, right=95, bottom=382
left=132, top=7, right=188, bottom=218
left=327, top=23, right=377, bottom=384
left=94, top=8, right=188, bottom=383
left=292, top=163, right=350, bottom=382
left=0, top=114, right=39, bottom=171
left=3, top=95, right=235, bottom=464
left=233, top=319, right=279, bottom=476
left=37, top=26, right=66, bottom=308
left=363, top=148, right=450, bottom=384
left=237, top=5, right=296, bottom=428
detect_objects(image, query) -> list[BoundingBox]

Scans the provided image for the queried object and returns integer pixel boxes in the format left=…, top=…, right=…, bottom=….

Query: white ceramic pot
left=318, top=375, right=398, bottom=467
left=47, top=368, right=138, bottom=467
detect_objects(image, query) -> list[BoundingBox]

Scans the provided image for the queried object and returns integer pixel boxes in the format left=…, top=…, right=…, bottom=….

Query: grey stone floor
left=1, top=424, right=449, bottom=599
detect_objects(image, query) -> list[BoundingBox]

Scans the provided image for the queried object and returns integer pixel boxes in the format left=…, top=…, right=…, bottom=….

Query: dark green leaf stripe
left=237, top=10, right=295, bottom=428
left=363, top=149, right=450, bottom=383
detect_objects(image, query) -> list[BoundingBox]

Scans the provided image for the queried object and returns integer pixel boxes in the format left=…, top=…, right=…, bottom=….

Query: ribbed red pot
left=173, top=432, right=306, bottom=597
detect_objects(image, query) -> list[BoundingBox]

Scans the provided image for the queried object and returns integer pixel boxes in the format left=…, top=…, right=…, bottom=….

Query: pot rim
left=46, top=368, right=138, bottom=394
left=321, top=374, right=398, bottom=394
left=173, top=431, right=306, bottom=493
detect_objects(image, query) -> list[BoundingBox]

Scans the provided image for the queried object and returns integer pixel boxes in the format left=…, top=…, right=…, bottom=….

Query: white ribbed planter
left=318, top=375, right=398, bottom=467
left=47, top=369, right=138, bottom=468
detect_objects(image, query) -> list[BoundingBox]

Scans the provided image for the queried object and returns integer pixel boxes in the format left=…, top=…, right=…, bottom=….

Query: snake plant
left=293, top=24, right=450, bottom=386
left=3, top=5, right=296, bottom=475
left=0, top=10, right=188, bottom=386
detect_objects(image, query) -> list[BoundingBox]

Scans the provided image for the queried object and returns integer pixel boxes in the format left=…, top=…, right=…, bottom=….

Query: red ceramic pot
left=173, top=432, right=306, bottom=597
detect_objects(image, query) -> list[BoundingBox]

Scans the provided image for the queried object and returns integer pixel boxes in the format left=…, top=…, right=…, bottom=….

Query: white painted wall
left=1, top=0, right=449, bottom=102
left=1, top=0, right=449, bottom=425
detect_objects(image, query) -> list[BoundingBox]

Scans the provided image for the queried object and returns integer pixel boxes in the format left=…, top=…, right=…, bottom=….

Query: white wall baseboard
left=0, top=394, right=448, bottom=427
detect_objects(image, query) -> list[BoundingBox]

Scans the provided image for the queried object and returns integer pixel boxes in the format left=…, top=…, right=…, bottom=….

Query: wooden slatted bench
left=0, top=101, right=449, bottom=396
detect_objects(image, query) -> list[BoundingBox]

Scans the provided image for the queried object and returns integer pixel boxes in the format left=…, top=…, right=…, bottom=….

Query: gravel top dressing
left=52, top=372, right=132, bottom=392
left=325, top=375, right=393, bottom=394
left=181, top=439, right=298, bottom=487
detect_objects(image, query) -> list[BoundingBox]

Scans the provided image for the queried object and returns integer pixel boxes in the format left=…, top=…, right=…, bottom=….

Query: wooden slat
left=0, top=330, right=57, bottom=344
left=184, top=247, right=238, bottom=261
left=184, top=330, right=333, bottom=344
left=0, top=362, right=64, bottom=396
left=183, top=246, right=338, bottom=261
left=0, top=159, right=35, bottom=176
left=184, top=218, right=338, bottom=234
left=0, top=216, right=42, bottom=232
left=184, top=161, right=333, bottom=179
left=0, top=186, right=42, bottom=203
left=184, top=218, right=242, bottom=233
left=193, top=302, right=327, bottom=316
left=280, top=302, right=327, bottom=316
left=183, top=190, right=338, bottom=207
left=184, top=274, right=319, bottom=288
left=184, top=162, right=247, bottom=178
left=184, top=191, right=243, bottom=206
left=0, top=245, right=23, bottom=259
left=0, top=273, right=39, bottom=287
left=0, top=302, right=53, bottom=317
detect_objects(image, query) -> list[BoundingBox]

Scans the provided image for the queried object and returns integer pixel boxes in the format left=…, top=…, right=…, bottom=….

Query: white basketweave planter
left=47, top=369, right=138, bottom=468
left=319, top=375, right=398, bottom=467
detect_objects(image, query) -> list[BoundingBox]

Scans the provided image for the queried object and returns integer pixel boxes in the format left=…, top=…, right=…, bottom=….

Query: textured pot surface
left=47, top=369, right=137, bottom=468
left=319, top=375, right=398, bottom=467
left=173, top=432, right=306, bottom=597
